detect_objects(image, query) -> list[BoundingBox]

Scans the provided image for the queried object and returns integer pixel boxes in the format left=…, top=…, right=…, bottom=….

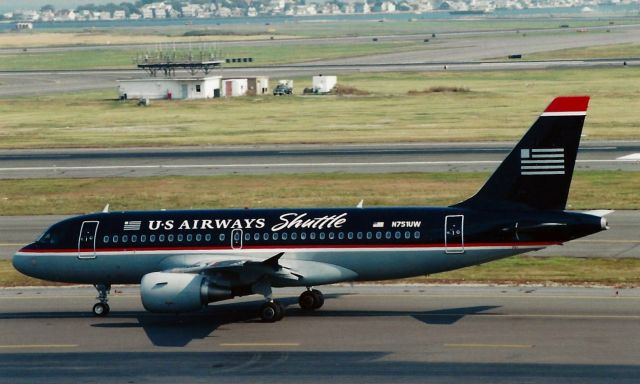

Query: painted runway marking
left=444, top=343, right=532, bottom=349
left=0, top=344, right=78, bottom=349
left=617, top=153, right=640, bottom=160
left=220, top=343, right=300, bottom=347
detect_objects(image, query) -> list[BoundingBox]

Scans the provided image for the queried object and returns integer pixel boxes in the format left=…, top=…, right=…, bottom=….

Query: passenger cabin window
left=205, top=234, right=211, bottom=242
left=219, top=234, right=225, bottom=242
left=196, top=234, right=202, bottom=242
left=338, top=232, right=344, bottom=240
left=414, top=231, right=421, bottom=239
left=141, top=235, right=146, bottom=243
left=112, top=235, right=119, bottom=243
left=300, top=233, right=306, bottom=240
left=103, top=236, right=109, bottom=243
left=150, top=235, right=156, bottom=242
left=167, top=234, right=174, bottom=242
left=310, top=233, right=316, bottom=240
left=159, top=234, right=165, bottom=242
left=132, top=235, right=137, bottom=243
left=291, top=233, right=297, bottom=240
left=329, top=233, right=335, bottom=240
left=187, top=234, right=193, bottom=242
left=177, top=234, right=183, bottom=242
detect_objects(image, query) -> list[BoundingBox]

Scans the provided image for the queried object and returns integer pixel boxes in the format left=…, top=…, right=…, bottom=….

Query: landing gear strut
left=299, top=288, right=324, bottom=310
left=253, top=279, right=285, bottom=322
left=92, top=284, right=111, bottom=317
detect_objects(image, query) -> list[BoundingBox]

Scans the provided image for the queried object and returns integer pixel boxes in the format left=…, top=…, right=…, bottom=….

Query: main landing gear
left=258, top=288, right=325, bottom=322
left=298, top=288, right=324, bottom=311
left=92, top=284, right=111, bottom=317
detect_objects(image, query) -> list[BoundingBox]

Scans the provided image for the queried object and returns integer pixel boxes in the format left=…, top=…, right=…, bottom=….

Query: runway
left=0, top=285, right=638, bottom=383
left=1, top=210, right=638, bottom=260
left=0, top=140, right=638, bottom=179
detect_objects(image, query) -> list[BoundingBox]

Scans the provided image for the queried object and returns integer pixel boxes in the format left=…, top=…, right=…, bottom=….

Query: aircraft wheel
left=299, top=290, right=324, bottom=310
left=260, top=301, right=284, bottom=322
left=92, top=302, right=110, bottom=317
left=311, top=289, right=324, bottom=309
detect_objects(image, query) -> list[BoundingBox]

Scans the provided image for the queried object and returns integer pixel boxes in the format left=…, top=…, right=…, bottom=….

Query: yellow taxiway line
left=0, top=344, right=78, bottom=349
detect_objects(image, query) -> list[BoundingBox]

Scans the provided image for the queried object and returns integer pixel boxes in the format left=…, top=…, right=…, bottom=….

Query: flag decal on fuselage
left=520, top=148, right=565, bottom=175
left=124, top=221, right=142, bottom=231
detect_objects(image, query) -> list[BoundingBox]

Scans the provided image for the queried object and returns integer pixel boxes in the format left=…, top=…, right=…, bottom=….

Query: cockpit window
left=36, top=224, right=65, bottom=246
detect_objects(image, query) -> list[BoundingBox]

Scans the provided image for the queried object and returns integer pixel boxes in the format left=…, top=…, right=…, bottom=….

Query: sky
left=1, top=1, right=114, bottom=12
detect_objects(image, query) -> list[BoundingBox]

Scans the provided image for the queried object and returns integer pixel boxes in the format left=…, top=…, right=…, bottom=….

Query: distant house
left=113, top=10, right=126, bottom=20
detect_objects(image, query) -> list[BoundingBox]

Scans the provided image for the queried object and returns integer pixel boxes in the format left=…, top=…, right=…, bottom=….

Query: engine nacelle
left=140, top=272, right=233, bottom=313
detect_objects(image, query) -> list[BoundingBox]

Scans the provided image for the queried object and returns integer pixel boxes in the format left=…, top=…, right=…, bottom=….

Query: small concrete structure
left=312, top=75, right=337, bottom=93
left=15, top=22, right=33, bottom=31
left=247, top=77, right=270, bottom=96
left=117, top=76, right=221, bottom=100
left=221, top=78, right=248, bottom=97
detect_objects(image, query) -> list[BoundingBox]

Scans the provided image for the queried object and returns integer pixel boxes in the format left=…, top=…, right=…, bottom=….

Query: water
left=0, top=4, right=638, bottom=32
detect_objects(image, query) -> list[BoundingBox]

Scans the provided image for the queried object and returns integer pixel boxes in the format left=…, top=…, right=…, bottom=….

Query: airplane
left=12, top=96, right=609, bottom=322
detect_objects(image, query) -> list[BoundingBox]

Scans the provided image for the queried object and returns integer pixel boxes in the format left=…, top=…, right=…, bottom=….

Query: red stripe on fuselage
left=18, top=241, right=561, bottom=254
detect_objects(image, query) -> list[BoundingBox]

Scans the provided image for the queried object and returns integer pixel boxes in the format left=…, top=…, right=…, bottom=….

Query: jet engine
left=140, top=272, right=233, bottom=313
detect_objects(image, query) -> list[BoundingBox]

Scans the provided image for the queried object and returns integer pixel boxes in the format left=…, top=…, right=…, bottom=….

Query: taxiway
left=0, top=285, right=638, bottom=383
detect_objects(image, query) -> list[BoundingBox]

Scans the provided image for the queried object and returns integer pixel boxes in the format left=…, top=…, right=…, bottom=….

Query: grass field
left=526, top=42, right=640, bottom=60
left=3, top=256, right=639, bottom=287
left=1, top=68, right=639, bottom=148
left=0, top=41, right=423, bottom=70
left=0, top=171, right=631, bottom=216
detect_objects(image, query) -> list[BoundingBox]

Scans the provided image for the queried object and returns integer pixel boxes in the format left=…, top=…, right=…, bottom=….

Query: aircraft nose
left=12, top=247, right=33, bottom=276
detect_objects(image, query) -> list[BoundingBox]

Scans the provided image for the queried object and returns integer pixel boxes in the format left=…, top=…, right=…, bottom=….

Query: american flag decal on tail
left=520, top=148, right=565, bottom=175
left=123, top=221, right=141, bottom=231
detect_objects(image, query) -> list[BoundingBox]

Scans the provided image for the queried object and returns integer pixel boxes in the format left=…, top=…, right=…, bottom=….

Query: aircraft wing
left=162, top=252, right=358, bottom=287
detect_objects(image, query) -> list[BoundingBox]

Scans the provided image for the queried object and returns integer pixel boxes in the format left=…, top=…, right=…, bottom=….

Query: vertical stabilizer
left=454, top=96, right=590, bottom=211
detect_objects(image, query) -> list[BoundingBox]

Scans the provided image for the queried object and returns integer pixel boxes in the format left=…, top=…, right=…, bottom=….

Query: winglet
left=356, top=200, right=364, bottom=208
left=102, top=204, right=110, bottom=213
left=262, top=252, right=285, bottom=268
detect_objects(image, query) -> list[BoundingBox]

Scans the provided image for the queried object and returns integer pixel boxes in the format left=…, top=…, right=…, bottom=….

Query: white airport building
left=117, top=76, right=270, bottom=100
left=117, top=76, right=222, bottom=100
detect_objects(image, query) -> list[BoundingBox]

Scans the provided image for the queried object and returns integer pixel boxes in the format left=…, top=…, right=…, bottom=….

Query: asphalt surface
left=1, top=26, right=640, bottom=96
left=0, top=140, right=638, bottom=179
left=0, top=23, right=635, bottom=54
left=1, top=210, right=637, bottom=260
left=0, top=285, right=638, bottom=383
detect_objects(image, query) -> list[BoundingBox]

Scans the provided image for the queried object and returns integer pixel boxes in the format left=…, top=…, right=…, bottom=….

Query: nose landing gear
left=92, top=284, right=111, bottom=317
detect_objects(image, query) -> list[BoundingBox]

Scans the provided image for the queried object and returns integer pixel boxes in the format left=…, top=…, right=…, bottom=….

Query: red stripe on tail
left=544, top=96, right=590, bottom=113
